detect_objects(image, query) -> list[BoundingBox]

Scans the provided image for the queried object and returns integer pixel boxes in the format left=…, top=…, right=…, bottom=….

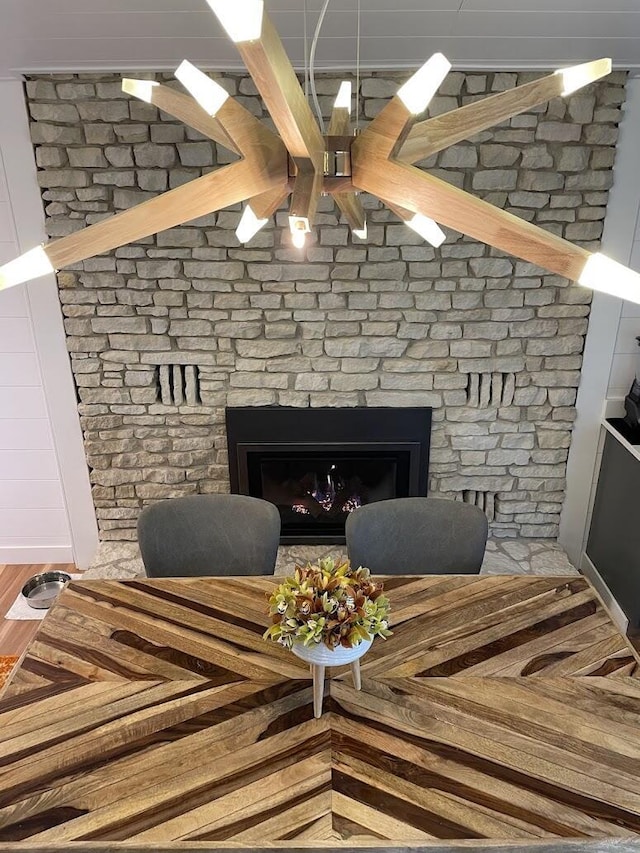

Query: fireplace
left=226, top=407, right=431, bottom=543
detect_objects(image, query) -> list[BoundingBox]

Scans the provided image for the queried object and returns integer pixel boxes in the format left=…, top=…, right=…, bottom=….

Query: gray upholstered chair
left=137, top=494, right=281, bottom=577
left=345, top=496, right=488, bottom=575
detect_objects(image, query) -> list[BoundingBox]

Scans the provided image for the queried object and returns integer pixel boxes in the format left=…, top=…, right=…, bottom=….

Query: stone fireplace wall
left=24, top=70, right=625, bottom=540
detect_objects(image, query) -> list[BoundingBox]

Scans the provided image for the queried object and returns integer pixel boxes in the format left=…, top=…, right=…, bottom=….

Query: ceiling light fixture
left=396, top=52, right=451, bottom=114
left=121, top=79, right=159, bottom=103
left=0, top=5, right=635, bottom=304
left=406, top=214, right=447, bottom=249
left=235, top=204, right=268, bottom=243
left=334, top=81, right=352, bottom=111
left=175, top=59, right=229, bottom=116
left=206, top=0, right=265, bottom=43
left=0, top=246, right=53, bottom=290
left=578, top=253, right=640, bottom=301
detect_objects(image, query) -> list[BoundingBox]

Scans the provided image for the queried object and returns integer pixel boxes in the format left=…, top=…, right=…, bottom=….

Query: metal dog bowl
left=21, top=571, right=72, bottom=610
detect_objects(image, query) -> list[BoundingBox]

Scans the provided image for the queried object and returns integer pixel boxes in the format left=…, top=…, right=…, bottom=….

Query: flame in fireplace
left=341, top=496, right=362, bottom=513
left=291, top=464, right=363, bottom=517
left=311, top=464, right=338, bottom=511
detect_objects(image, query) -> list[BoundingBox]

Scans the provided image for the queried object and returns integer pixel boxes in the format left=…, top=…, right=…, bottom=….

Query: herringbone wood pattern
left=1, top=575, right=639, bottom=848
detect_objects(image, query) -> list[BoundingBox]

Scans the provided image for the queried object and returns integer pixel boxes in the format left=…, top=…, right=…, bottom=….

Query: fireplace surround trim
left=226, top=406, right=432, bottom=544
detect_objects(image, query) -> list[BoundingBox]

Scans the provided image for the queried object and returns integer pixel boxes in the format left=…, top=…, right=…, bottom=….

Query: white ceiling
left=1, top=0, right=639, bottom=79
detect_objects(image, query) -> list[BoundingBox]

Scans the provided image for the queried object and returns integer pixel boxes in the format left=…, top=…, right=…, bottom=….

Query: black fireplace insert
left=226, top=407, right=431, bottom=544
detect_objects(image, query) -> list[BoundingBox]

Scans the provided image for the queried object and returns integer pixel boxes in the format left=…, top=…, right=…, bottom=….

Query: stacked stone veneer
left=25, top=70, right=626, bottom=540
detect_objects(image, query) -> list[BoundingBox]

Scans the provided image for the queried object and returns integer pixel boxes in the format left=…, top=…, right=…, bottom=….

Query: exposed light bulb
left=207, top=0, right=264, bottom=43
left=236, top=205, right=268, bottom=243
left=578, top=253, right=640, bottom=304
left=0, top=246, right=54, bottom=291
left=407, top=214, right=446, bottom=248
left=555, top=58, right=612, bottom=96
left=121, top=79, right=159, bottom=103
left=291, top=229, right=307, bottom=249
left=397, top=53, right=451, bottom=115
left=289, top=216, right=310, bottom=250
left=353, top=222, right=368, bottom=240
left=334, top=81, right=352, bottom=112
left=175, top=60, right=229, bottom=116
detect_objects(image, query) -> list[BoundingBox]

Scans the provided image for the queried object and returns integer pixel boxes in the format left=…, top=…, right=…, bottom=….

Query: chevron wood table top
left=1, top=574, right=640, bottom=851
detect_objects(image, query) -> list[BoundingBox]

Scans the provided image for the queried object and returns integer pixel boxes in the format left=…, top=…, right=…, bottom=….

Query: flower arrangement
left=263, top=557, right=392, bottom=650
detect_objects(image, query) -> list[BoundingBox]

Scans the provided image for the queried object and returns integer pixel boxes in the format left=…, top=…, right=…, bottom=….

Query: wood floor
left=0, top=564, right=76, bottom=656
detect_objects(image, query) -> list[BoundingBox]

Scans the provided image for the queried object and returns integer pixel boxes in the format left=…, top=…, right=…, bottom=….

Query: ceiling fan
left=0, top=0, right=638, bottom=305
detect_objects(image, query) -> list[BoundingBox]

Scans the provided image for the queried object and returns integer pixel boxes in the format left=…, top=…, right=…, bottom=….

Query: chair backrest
left=345, top=496, right=488, bottom=575
left=137, top=494, right=281, bottom=577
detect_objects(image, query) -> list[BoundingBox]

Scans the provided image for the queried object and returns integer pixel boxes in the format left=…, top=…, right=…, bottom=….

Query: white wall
left=0, top=127, right=72, bottom=560
left=561, top=76, right=640, bottom=566
left=0, top=79, right=98, bottom=566
left=607, top=298, right=640, bottom=399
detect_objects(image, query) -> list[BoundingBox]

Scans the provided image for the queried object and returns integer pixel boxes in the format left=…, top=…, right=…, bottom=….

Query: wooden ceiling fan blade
left=399, top=58, right=611, bottom=164
left=122, top=79, right=239, bottom=154
left=354, top=157, right=589, bottom=280
left=45, top=162, right=286, bottom=270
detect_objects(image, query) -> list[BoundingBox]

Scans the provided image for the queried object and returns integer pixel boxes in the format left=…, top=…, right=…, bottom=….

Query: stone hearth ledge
left=82, top=538, right=578, bottom=580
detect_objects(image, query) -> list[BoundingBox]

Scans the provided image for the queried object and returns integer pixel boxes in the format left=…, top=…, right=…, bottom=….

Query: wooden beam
left=399, top=59, right=612, bottom=164
left=382, top=198, right=414, bottom=222
left=230, top=8, right=324, bottom=228
left=250, top=185, right=291, bottom=220
left=289, top=167, right=323, bottom=224
left=334, top=193, right=366, bottom=232
left=214, top=95, right=286, bottom=165
left=124, top=77, right=287, bottom=169
left=325, top=135, right=354, bottom=152
left=352, top=98, right=590, bottom=281
left=45, top=161, right=286, bottom=270
left=126, top=81, right=240, bottom=155
left=328, top=107, right=350, bottom=137
left=234, top=14, right=324, bottom=169
left=323, top=177, right=355, bottom=194
left=43, top=79, right=290, bottom=270
left=359, top=158, right=589, bottom=281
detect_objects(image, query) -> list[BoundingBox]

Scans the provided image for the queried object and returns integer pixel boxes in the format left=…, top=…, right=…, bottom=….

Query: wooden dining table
left=1, top=573, right=640, bottom=852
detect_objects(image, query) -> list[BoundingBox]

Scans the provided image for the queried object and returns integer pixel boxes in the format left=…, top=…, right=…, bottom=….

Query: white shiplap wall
left=607, top=280, right=640, bottom=399
left=0, top=146, right=72, bottom=559
left=602, top=77, right=640, bottom=398
left=560, top=76, right=640, bottom=565
left=0, top=79, right=98, bottom=566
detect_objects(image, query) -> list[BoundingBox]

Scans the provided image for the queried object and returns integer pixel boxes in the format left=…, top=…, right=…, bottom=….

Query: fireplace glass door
left=251, top=450, right=409, bottom=539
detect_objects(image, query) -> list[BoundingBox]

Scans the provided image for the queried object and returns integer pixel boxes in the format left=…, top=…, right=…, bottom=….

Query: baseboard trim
left=0, top=546, right=74, bottom=565
left=580, top=551, right=629, bottom=635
